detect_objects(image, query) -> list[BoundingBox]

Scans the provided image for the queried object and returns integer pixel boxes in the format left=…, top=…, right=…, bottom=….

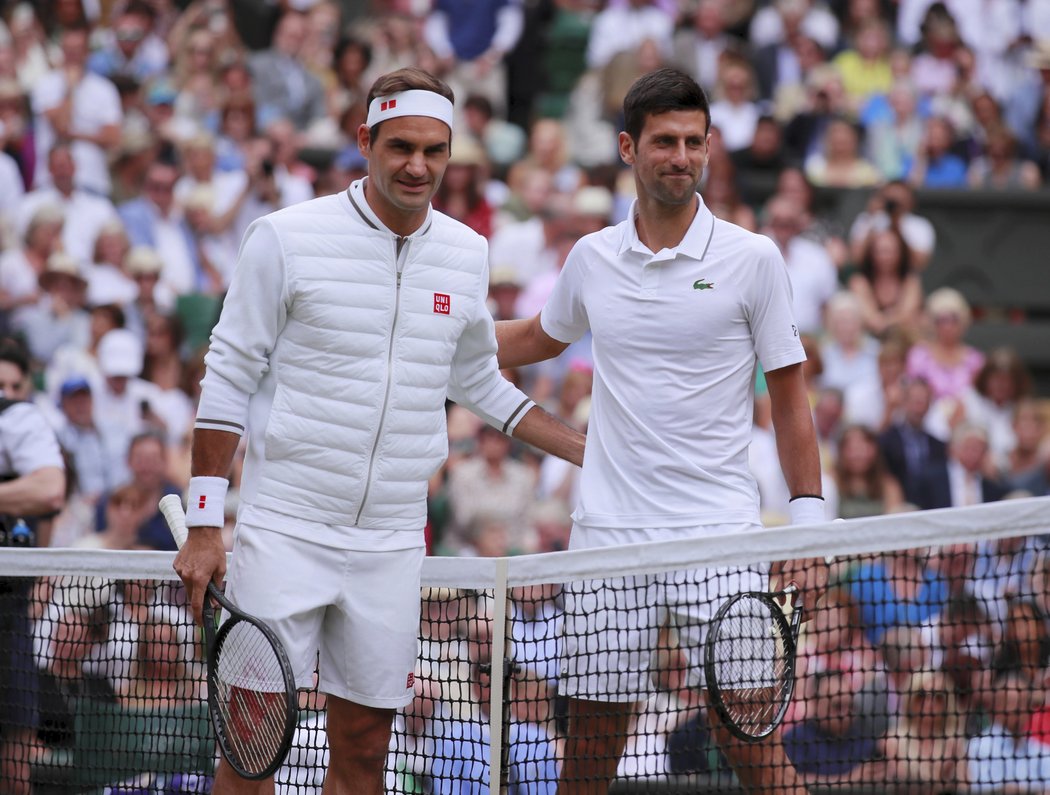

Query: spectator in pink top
left=906, top=287, right=984, bottom=401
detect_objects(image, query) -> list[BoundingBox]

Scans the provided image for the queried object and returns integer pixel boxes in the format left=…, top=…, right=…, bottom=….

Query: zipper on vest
left=356, top=237, right=410, bottom=526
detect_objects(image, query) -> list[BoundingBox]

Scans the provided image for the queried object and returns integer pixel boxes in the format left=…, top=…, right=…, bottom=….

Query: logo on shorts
left=406, top=672, right=415, bottom=689
left=693, top=279, right=714, bottom=290
left=433, top=293, right=450, bottom=315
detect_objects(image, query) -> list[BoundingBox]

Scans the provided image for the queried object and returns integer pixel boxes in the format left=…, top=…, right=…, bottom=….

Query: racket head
left=704, top=589, right=801, bottom=743
left=202, top=584, right=298, bottom=780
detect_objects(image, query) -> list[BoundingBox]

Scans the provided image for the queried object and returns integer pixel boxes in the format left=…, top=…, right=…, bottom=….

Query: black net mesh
left=4, top=506, right=1050, bottom=794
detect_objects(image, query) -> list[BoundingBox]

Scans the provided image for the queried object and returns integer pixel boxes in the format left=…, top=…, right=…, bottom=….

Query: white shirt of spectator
left=0, top=400, right=65, bottom=479
left=174, top=170, right=248, bottom=218
left=489, top=216, right=548, bottom=289
left=30, top=70, right=122, bottom=196
left=968, top=721, right=1050, bottom=792
left=708, top=100, right=760, bottom=152
left=153, top=213, right=198, bottom=296
left=585, top=3, right=675, bottom=70
left=947, top=459, right=981, bottom=507
left=0, top=247, right=41, bottom=304
left=540, top=196, right=806, bottom=530
left=778, top=234, right=838, bottom=337
left=15, top=187, right=119, bottom=267
left=86, top=262, right=138, bottom=307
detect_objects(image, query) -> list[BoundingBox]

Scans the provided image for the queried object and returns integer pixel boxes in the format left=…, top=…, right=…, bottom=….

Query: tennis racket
left=704, top=585, right=803, bottom=743
left=159, top=494, right=297, bottom=780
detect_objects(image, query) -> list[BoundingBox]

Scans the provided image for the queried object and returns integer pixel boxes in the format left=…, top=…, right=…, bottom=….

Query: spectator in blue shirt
left=783, top=669, right=886, bottom=785
left=907, top=115, right=968, bottom=188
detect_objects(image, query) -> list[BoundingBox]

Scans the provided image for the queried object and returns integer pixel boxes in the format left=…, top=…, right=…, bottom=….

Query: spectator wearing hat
left=140, top=79, right=184, bottom=145
left=117, top=245, right=174, bottom=343
left=29, top=23, right=123, bottom=196
left=91, top=328, right=166, bottom=486
left=432, top=137, right=494, bottom=238
left=14, top=252, right=90, bottom=365
left=488, top=267, right=524, bottom=322
left=109, top=128, right=159, bottom=205
left=15, top=142, right=120, bottom=267
left=55, top=375, right=114, bottom=503
left=0, top=203, right=64, bottom=315
left=44, top=303, right=126, bottom=407
left=86, top=221, right=135, bottom=308
left=181, top=185, right=236, bottom=294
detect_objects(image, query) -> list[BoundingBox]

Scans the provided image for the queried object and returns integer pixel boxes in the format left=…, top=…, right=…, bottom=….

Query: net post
left=488, top=557, right=510, bottom=795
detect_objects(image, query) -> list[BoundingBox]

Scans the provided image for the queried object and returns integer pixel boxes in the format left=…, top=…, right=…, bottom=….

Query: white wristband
left=185, top=476, right=229, bottom=528
left=789, top=496, right=825, bottom=526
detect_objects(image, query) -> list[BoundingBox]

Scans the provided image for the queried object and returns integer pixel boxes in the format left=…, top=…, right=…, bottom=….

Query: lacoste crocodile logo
left=693, top=279, right=714, bottom=290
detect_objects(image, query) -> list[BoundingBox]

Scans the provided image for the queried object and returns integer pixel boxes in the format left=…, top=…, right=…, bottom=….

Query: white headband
left=366, top=90, right=454, bottom=130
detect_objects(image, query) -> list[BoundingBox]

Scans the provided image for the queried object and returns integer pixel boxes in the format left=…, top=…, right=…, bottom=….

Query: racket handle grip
left=159, top=494, right=189, bottom=550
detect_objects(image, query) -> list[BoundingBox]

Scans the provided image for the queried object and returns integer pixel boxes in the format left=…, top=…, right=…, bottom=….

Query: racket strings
left=212, top=620, right=293, bottom=776
left=710, top=597, right=793, bottom=735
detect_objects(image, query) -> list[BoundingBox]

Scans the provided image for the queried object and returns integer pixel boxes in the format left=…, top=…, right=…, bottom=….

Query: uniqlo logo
left=381, top=99, right=397, bottom=112
left=197, top=495, right=206, bottom=509
left=433, top=293, right=450, bottom=315
left=406, top=672, right=415, bottom=689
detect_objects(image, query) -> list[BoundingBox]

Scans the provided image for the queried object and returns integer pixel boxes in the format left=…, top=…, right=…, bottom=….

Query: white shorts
left=224, top=523, right=425, bottom=709
left=559, top=523, right=767, bottom=702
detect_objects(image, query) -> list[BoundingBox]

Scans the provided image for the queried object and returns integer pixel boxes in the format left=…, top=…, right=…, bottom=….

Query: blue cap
left=145, top=80, right=178, bottom=106
left=59, top=375, right=91, bottom=398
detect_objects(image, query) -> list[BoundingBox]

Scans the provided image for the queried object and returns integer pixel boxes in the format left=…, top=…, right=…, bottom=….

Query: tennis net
left=2, top=497, right=1049, bottom=795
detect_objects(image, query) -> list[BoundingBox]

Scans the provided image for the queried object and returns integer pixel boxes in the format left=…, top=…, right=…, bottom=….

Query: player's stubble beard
left=650, top=166, right=703, bottom=208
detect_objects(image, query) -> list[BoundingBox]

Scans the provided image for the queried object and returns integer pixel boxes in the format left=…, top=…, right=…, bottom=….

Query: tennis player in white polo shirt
left=497, top=68, right=827, bottom=794
left=173, top=67, right=584, bottom=795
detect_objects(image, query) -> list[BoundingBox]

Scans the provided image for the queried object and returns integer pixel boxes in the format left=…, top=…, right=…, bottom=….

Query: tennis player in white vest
left=497, top=68, right=828, bottom=794
left=173, top=67, right=585, bottom=795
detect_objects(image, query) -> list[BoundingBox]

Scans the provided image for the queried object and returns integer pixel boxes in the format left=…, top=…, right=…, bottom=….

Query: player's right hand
left=174, top=526, right=226, bottom=625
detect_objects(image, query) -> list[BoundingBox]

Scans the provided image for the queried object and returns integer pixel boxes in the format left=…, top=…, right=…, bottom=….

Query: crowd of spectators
left=3, top=0, right=1050, bottom=792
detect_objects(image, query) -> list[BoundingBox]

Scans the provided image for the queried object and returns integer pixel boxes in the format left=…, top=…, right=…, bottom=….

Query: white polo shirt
left=0, top=401, right=65, bottom=479
left=540, top=196, right=805, bottom=532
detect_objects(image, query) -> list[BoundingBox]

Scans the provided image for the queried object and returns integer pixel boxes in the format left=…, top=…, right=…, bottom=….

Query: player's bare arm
left=496, top=314, right=569, bottom=369
left=174, top=427, right=240, bottom=625
left=513, top=405, right=585, bottom=467
left=765, top=362, right=829, bottom=606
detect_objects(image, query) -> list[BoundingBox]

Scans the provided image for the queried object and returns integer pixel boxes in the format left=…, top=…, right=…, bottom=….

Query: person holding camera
left=848, top=179, right=936, bottom=271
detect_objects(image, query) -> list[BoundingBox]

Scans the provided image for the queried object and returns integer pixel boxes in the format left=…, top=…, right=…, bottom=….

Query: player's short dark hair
left=623, top=67, right=710, bottom=143
left=366, top=68, right=454, bottom=143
